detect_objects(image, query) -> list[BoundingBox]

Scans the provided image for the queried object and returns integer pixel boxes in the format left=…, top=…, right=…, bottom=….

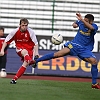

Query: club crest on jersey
left=25, top=34, right=27, bottom=37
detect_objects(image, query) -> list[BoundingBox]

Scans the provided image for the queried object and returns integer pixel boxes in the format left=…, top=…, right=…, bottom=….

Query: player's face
left=84, top=18, right=93, bottom=24
left=0, top=30, right=4, bottom=37
left=20, top=22, right=28, bottom=32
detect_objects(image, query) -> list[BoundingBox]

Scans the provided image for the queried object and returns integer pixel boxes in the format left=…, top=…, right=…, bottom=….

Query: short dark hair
left=85, top=14, right=94, bottom=21
left=20, top=18, right=29, bottom=25
left=0, top=26, right=4, bottom=32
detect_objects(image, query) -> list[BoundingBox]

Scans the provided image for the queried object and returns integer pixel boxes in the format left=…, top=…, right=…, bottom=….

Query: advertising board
left=6, top=35, right=100, bottom=77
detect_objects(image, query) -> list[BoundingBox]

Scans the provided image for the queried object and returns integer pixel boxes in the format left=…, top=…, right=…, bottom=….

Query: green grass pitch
left=0, top=78, right=100, bottom=100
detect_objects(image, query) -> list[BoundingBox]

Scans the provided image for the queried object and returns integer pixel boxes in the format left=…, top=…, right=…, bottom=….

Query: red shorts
left=16, top=48, right=33, bottom=62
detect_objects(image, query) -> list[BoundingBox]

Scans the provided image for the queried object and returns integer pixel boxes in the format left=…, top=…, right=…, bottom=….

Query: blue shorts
left=64, top=41, right=96, bottom=60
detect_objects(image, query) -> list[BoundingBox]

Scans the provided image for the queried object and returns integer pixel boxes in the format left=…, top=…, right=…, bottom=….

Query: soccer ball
left=0, top=71, right=7, bottom=78
left=51, top=33, right=63, bottom=45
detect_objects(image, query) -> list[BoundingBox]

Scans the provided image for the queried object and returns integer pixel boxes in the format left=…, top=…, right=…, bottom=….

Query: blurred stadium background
left=0, top=0, right=100, bottom=35
left=0, top=0, right=100, bottom=77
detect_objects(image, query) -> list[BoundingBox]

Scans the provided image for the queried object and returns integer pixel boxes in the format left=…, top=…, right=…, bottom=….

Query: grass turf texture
left=0, top=78, right=100, bottom=100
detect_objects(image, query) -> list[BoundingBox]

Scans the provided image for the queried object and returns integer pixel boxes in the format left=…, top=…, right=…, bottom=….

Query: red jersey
left=0, top=37, right=5, bottom=50
left=5, top=27, right=38, bottom=51
left=0, top=36, right=7, bottom=54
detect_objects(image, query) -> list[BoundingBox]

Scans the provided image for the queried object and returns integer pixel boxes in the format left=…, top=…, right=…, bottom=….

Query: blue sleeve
left=75, top=20, right=80, bottom=26
left=92, top=24, right=98, bottom=33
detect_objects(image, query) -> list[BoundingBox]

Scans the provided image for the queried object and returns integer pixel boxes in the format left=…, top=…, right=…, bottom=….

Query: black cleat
left=32, top=55, right=39, bottom=68
left=10, top=79, right=17, bottom=84
left=32, top=62, right=37, bottom=68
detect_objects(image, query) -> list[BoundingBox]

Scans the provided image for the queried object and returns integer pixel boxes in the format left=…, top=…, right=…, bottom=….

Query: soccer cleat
left=32, top=62, right=37, bottom=68
left=92, top=83, right=100, bottom=89
left=29, top=60, right=37, bottom=68
left=31, top=55, right=39, bottom=68
left=10, top=79, right=17, bottom=84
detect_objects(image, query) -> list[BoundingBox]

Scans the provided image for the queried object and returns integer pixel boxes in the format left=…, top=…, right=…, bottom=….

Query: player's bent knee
left=91, top=59, right=97, bottom=65
left=21, top=49, right=28, bottom=55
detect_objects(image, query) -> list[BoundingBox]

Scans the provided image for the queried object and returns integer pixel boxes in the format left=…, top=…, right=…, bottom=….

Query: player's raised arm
left=76, top=12, right=94, bottom=30
left=72, top=22, right=78, bottom=28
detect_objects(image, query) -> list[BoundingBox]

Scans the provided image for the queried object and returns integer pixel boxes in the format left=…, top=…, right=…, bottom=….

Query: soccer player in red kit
left=0, top=27, right=8, bottom=77
left=0, top=18, right=39, bottom=84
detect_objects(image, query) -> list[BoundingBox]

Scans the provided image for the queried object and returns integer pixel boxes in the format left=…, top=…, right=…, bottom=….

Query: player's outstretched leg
left=32, top=53, right=54, bottom=68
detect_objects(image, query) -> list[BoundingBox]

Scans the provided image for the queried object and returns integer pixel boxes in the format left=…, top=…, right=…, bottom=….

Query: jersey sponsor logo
left=17, top=40, right=22, bottom=42
left=80, top=30, right=90, bottom=36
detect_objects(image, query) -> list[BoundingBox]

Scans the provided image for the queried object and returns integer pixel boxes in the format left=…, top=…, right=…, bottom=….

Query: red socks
left=24, top=54, right=32, bottom=63
left=24, top=54, right=35, bottom=65
left=13, top=66, right=26, bottom=80
left=13, top=55, right=33, bottom=80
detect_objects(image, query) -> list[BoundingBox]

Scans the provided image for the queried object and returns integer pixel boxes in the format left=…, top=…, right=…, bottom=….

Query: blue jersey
left=71, top=20, right=98, bottom=51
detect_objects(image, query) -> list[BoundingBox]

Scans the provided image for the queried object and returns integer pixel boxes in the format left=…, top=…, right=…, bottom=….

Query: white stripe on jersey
left=27, top=27, right=38, bottom=45
left=5, top=27, right=19, bottom=42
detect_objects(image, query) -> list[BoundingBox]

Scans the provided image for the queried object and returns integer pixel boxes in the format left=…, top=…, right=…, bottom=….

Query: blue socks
left=91, top=64, right=98, bottom=84
left=36, top=53, right=54, bottom=63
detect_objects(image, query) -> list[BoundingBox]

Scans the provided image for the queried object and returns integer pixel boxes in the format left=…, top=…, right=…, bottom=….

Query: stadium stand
left=0, top=0, right=100, bottom=36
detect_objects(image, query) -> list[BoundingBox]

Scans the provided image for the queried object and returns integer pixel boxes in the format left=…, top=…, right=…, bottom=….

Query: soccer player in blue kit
left=33, top=13, right=100, bottom=89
